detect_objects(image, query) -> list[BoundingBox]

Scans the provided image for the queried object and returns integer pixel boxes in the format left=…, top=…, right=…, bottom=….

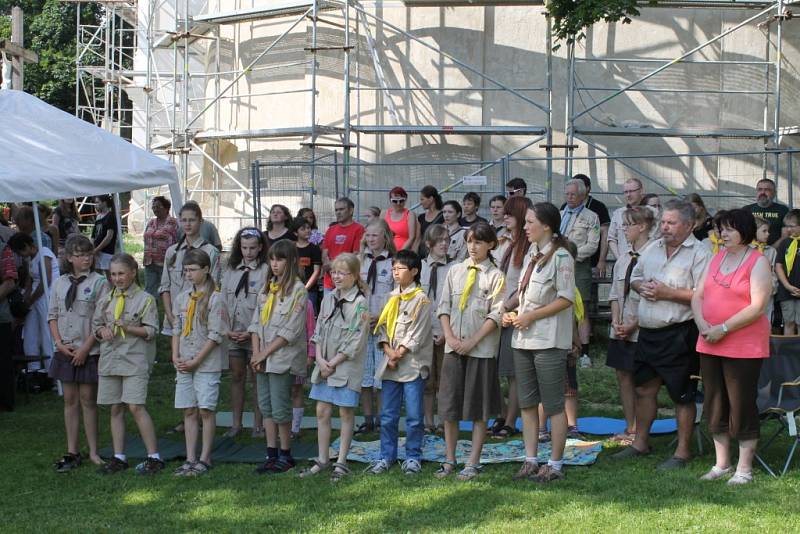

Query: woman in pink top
left=385, top=186, right=417, bottom=252
left=691, top=209, right=772, bottom=486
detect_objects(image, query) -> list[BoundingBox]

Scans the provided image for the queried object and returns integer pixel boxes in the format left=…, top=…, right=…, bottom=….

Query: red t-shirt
left=322, top=221, right=365, bottom=289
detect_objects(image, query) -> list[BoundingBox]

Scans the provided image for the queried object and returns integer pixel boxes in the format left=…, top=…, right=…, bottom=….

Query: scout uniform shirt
left=560, top=206, right=601, bottom=262
left=494, top=239, right=525, bottom=308
left=221, top=260, right=269, bottom=350
left=48, top=272, right=110, bottom=355
left=375, top=284, right=433, bottom=382
left=360, top=249, right=394, bottom=317
left=436, top=257, right=505, bottom=358
left=310, top=284, right=370, bottom=392
left=630, top=234, right=711, bottom=329
left=608, top=205, right=662, bottom=258
left=172, top=288, right=228, bottom=373
left=608, top=241, right=653, bottom=343
left=247, top=279, right=307, bottom=376
left=445, top=223, right=467, bottom=262
left=511, top=243, right=576, bottom=351
left=92, top=284, right=158, bottom=376
left=421, top=255, right=453, bottom=339
left=159, top=236, right=222, bottom=299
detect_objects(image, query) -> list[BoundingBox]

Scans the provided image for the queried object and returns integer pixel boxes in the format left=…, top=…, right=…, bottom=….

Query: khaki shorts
left=513, top=347, right=568, bottom=415
left=424, top=343, right=445, bottom=395
left=97, top=374, right=150, bottom=405
left=257, top=371, right=294, bottom=423
left=175, top=371, right=222, bottom=411
left=780, top=299, right=800, bottom=324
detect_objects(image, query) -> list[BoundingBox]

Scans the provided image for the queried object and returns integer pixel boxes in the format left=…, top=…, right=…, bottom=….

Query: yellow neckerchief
left=182, top=290, right=205, bottom=337
left=574, top=287, right=585, bottom=322
left=459, top=261, right=482, bottom=311
left=373, top=285, right=423, bottom=341
left=786, top=236, right=800, bottom=275
left=709, top=233, right=724, bottom=254
left=751, top=240, right=767, bottom=254
left=112, top=288, right=128, bottom=338
left=260, top=282, right=280, bottom=325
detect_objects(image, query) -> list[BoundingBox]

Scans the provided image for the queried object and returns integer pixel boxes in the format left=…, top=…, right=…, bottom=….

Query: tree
left=547, top=0, right=654, bottom=49
left=0, top=0, right=100, bottom=113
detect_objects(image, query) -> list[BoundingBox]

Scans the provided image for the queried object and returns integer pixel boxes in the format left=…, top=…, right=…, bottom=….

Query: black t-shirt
left=418, top=211, right=444, bottom=257
left=744, top=202, right=789, bottom=245
left=459, top=215, right=488, bottom=229
left=92, top=212, right=117, bottom=255
left=775, top=238, right=800, bottom=302
left=562, top=196, right=610, bottom=266
left=297, top=242, right=322, bottom=286
left=263, top=229, right=297, bottom=251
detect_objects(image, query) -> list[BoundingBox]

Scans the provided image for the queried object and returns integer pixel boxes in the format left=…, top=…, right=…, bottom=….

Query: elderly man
left=607, top=178, right=646, bottom=262
left=560, top=179, right=600, bottom=366
left=744, top=178, right=788, bottom=245
left=612, top=200, right=711, bottom=470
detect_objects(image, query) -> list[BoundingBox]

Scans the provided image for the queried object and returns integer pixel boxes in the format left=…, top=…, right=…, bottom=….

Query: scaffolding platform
left=351, top=125, right=548, bottom=136
left=574, top=126, right=773, bottom=139
left=194, top=126, right=345, bottom=143
left=193, top=1, right=336, bottom=25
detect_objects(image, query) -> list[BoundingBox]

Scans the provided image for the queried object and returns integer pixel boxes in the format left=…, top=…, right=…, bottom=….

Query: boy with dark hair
left=459, top=192, right=487, bottom=228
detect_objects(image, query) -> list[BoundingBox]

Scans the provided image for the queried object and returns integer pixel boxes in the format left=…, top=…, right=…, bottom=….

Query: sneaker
left=268, top=457, right=296, bottom=474
left=567, top=425, right=585, bottom=440
left=700, top=465, right=732, bottom=481
left=365, top=459, right=391, bottom=474
left=55, top=453, right=82, bottom=473
left=535, top=464, right=565, bottom=483
left=135, top=457, right=165, bottom=475
left=97, top=457, right=129, bottom=475
left=727, top=471, right=754, bottom=486
left=513, top=461, right=539, bottom=480
left=579, top=354, right=592, bottom=368
left=254, top=457, right=277, bottom=474
left=401, top=459, right=422, bottom=475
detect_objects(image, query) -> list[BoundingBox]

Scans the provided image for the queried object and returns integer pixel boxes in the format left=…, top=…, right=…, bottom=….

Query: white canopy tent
left=0, top=89, right=182, bottom=292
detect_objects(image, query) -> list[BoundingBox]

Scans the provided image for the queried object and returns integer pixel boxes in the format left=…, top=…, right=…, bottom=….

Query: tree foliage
left=547, top=0, right=654, bottom=49
left=0, top=0, right=100, bottom=113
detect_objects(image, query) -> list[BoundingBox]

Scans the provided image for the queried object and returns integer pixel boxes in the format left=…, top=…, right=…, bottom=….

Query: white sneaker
left=365, top=459, right=391, bottom=474
left=727, top=471, right=753, bottom=486
left=579, top=354, right=592, bottom=368
left=401, top=458, right=422, bottom=475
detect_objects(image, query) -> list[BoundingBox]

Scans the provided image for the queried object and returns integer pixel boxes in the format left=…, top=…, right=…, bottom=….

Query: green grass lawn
left=3, top=317, right=800, bottom=532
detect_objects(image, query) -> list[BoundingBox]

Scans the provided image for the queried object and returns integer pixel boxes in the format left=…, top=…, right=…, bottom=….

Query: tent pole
left=113, top=193, right=125, bottom=253
left=31, top=202, right=50, bottom=295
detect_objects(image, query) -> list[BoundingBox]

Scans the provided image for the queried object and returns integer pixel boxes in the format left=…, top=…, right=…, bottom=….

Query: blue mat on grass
left=468, top=416, right=677, bottom=435
left=331, top=435, right=602, bottom=465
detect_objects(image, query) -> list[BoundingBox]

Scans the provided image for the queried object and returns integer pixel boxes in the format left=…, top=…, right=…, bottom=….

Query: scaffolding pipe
left=343, top=0, right=352, bottom=184
left=545, top=12, right=553, bottom=200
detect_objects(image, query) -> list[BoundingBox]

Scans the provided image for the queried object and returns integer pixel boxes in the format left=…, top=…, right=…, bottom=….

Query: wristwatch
left=721, top=322, right=729, bottom=334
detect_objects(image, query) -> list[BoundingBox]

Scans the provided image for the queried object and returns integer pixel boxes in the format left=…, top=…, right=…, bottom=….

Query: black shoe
left=135, top=457, right=165, bottom=475
left=97, top=457, right=129, bottom=475
left=267, top=457, right=296, bottom=474
left=354, top=422, right=374, bottom=435
left=55, top=453, right=82, bottom=473
left=254, top=457, right=277, bottom=474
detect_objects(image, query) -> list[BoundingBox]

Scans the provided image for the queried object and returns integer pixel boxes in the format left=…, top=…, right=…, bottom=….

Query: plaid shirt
left=143, top=216, right=178, bottom=266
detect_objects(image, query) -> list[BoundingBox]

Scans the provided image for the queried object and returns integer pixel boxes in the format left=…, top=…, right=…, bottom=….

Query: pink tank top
left=696, top=249, right=770, bottom=358
left=385, top=208, right=410, bottom=250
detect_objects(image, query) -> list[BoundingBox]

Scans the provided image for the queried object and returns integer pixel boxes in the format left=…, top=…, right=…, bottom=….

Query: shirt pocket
left=72, top=297, right=93, bottom=317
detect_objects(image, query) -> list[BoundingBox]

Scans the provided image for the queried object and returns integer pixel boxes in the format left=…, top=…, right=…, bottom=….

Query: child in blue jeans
left=367, top=250, right=432, bottom=474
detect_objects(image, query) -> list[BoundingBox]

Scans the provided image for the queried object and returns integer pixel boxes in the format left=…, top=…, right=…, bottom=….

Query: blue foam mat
left=463, top=416, right=677, bottom=435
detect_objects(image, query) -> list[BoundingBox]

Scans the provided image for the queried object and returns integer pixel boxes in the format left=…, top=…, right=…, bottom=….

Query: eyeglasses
left=330, top=271, right=353, bottom=278
left=623, top=187, right=642, bottom=194
left=391, top=266, right=409, bottom=272
left=507, top=188, right=524, bottom=195
left=390, top=198, right=406, bottom=204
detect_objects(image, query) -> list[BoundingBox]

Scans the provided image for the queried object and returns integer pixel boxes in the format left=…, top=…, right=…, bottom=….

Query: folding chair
left=669, top=375, right=710, bottom=454
left=755, top=335, right=800, bottom=477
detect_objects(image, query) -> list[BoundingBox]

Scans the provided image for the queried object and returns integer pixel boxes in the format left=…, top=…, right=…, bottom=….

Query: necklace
left=712, top=248, right=749, bottom=288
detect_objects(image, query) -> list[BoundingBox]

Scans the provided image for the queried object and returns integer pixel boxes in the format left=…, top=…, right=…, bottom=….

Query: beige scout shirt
left=92, top=284, right=158, bottom=376
left=158, top=236, right=222, bottom=298
left=630, top=234, right=711, bottom=329
left=609, top=206, right=661, bottom=259
left=446, top=224, right=468, bottom=262
left=511, top=243, right=576, bottom=351
left=607, top=241, right=653, bottom=343
left=437, top=257, right=505, bottom=359
left=310, top=284, right=370, bottom=392
left=375, top=284, right=433, bottom=382
left=561, top=206, right=600, bottom=262
left=48, top=272, right=110, bottom=355
left=247, top=279, right=307, bottom=376
left=221, top=260, right=269, bottom=349
left=360, top=250, right=394, bottom=316
left=420, top=255, right=453, bottom=338
left=494, top=239, right=526, bottom=305
left=172, top=289, right=228, bottom=373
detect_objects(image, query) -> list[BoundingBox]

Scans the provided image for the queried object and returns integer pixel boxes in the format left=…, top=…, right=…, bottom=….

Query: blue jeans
left=380, top=376, right=425, bottom=462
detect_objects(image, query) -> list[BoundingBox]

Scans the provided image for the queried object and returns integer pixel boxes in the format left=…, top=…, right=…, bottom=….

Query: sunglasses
left=390, top=198, right=406, bottom=204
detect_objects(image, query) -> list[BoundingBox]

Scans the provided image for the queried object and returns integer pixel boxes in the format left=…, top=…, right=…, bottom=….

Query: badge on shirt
left=335, top=234, right=347, bottom=245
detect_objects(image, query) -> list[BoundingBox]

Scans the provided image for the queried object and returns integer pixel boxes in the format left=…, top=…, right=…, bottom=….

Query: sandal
left=433, top=460, right=456, bottom=479
left=330, top=462, right=351, bottom=483
left=174, top=461, right=195, bottom=476
left=185, top=460, right=212, bottom=477
left=353, top=422, right=374, bottom=435
left=493, top=425, right=518, bottom=439
left=487, top=418, right=505, bottom=435
left=298, top=459, right=330, bottom=479
left=55, top=452, right=82, bottom=473
left=424, top=425, right=437, bottom=435
left=457, top=463, right=483, bottom=481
